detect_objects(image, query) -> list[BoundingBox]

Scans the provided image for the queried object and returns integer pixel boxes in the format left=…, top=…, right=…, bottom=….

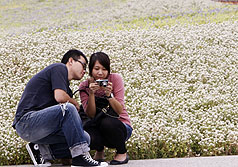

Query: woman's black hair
left=89, top=52, right=110, bottom=77
left=61, top=49, right=88, bottom=64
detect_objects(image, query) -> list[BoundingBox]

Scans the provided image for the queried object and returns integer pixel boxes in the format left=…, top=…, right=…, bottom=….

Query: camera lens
left=102, top=81, right=107, bottom=87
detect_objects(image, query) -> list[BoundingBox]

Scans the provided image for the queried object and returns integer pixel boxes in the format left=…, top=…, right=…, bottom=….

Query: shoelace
left=83, top=153, right=99, bottom=165
left=36, top=153, right=45, bottom=164
left=39, top=157, right=45, bottom=164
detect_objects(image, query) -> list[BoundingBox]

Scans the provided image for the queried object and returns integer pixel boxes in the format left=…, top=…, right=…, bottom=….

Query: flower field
left=0, top=0, right=238, bottom=165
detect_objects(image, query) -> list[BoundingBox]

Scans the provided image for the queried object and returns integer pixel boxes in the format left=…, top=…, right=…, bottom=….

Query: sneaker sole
left=100, top=162, right=108, bottom=167
left=38, top=164, right=51, bottom=167
left=71, top=161, right=108, bottom=167
left=26, top=144, right=38, bottom=166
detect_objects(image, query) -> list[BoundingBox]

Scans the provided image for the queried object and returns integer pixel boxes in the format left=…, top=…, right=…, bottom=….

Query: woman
left=79, top=52, right=133, bottom=165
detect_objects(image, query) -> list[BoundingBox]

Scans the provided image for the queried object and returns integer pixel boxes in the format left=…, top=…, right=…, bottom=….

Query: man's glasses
left=73, top=58, right=87, bottom=71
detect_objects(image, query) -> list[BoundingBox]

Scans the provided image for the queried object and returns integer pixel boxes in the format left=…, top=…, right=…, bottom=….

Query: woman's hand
left=88, top=77, right=100, bottom=94
left=103, top=82, right=112, bottom=97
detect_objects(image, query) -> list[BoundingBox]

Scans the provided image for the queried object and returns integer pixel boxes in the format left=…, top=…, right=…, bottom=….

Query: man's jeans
left=15, top=103, right=90, bottom=160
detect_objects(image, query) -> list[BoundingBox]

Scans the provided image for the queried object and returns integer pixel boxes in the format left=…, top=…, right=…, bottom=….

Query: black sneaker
left=26, top=143, right=51, bottom=166
left=71, top=152, right=108, bottom=167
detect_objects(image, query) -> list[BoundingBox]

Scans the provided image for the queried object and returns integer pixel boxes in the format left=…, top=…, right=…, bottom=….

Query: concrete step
left=2, top=155, right=238, bottom=167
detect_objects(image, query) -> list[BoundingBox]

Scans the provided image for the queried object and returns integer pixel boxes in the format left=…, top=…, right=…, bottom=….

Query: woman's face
left=92, top=60, right=109, bottom=80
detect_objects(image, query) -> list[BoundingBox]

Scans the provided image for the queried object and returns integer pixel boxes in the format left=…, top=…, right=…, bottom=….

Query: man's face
left=71, top=57, right=87, bottom=80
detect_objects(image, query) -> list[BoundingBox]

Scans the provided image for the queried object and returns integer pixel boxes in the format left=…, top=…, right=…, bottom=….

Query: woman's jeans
left=15, top=103, right=90, bottom=160
left=123, top=123, right=133, bottom=141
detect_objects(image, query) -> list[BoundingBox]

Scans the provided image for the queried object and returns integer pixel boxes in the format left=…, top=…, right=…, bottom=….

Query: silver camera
left=96, top=79, right=108, bottom=87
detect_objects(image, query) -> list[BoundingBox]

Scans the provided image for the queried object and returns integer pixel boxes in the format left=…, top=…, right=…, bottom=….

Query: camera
left=96, top=79, right=108, bottom=87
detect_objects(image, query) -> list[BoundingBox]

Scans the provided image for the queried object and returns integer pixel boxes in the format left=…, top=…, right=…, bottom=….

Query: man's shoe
left=71, top=152, right=108, bottom=167
left=26, top=143, right=51, bottom=166
left=109, top=154, right=129, bottom=165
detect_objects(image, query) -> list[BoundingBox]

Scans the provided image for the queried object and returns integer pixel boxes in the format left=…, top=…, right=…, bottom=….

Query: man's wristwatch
left=106, top=93, right=114, bottom=99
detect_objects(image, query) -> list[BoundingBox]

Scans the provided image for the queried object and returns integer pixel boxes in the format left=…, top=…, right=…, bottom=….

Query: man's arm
left=54, top=89, right=80, bottom=111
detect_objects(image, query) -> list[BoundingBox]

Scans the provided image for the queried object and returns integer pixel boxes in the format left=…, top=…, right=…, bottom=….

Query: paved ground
left=2, top=155, right=238, bottom=167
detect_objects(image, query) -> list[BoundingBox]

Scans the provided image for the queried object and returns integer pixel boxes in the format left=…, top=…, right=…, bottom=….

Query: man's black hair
left=61, top=49, right=88, bottom=64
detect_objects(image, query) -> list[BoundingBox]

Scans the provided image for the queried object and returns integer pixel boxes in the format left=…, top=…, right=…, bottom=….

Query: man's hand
left=70, top=98, right=80, bottom=111
left=54, top=89, right=80, bottom=111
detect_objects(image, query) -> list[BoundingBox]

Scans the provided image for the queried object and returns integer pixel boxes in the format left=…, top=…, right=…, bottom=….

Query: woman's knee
left=100, top=117, right=114, bottom=129
left=100, top=117, right=122, bottom=132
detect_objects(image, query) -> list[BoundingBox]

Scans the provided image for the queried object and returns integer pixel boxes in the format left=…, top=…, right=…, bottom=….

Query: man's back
left=13, top=63, right=71, bottom=128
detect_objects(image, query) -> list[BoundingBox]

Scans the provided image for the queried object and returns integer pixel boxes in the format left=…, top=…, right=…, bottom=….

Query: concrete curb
left=2, top=155, right=238, bottom=167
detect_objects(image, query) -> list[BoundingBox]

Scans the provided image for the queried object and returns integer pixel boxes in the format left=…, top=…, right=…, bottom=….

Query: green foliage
left=1, top=0, right=238, bottom=165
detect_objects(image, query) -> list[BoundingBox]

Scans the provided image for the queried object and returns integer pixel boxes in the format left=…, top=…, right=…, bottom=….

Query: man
left=12, top=49, right=108, bottom=167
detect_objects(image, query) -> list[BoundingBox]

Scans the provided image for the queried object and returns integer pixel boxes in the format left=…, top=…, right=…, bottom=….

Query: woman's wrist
left=89, top=89, right=95, bottom=95
left=106, top=93, right=114, bottom=99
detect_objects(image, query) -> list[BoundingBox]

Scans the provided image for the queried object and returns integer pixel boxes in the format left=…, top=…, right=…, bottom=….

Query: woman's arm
left=86, top=90, right=96, bottom=118
left=104, top=82, right=123, bottom=115
left=85, top=78, right=100, bottom=118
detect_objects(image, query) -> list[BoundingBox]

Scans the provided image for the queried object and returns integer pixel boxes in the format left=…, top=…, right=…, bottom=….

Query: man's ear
left=68, top=57, right=74, bottom=65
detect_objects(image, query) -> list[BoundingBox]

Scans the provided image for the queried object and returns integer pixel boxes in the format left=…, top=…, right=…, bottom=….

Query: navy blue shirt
left=13, top=63, right=72, bottom=128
